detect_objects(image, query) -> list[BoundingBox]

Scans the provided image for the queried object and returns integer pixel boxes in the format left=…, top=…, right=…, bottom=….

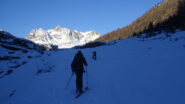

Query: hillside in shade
left=1, top=30, right=185, bottom=104
left=0, top=30, right=45, bottom=79
left=95, top=0, right=185, bottom=42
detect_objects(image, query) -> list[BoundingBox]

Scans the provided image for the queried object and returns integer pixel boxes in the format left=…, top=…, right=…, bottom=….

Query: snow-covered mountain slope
left=0, top=30, right=45, bottom=79
left=27, top=26, right=100, bottom=49
left=1, top=31, right=185, bottom=104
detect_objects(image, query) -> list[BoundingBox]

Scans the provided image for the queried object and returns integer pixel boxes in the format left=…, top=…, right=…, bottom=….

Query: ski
left=75, top=87, right=88, bottom=98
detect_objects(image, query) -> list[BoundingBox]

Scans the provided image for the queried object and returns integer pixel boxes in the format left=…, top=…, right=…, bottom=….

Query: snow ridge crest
left=26, top=26, right=100, bottom=49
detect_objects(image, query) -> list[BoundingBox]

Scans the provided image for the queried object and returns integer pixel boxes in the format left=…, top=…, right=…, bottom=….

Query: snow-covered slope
left=1, top=31, right=185, bottom=104
left=0, top=30, right=45, bottom=79
left=27, top=26, right=100, bottom=49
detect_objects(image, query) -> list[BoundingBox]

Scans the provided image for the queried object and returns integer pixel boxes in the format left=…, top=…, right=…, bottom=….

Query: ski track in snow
left=1, top=31, right=185, bottom=104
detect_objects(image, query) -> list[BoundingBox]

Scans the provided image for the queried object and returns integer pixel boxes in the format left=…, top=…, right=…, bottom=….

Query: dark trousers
left=75, top=72, right=83, bottom=92
left=93, top=55, right=96, bottom=60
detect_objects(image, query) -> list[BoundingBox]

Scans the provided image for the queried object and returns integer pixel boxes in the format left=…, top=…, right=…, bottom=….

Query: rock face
left=0, top=30, right=45, bottom=53
left=27, top=26, right=100, bottom=49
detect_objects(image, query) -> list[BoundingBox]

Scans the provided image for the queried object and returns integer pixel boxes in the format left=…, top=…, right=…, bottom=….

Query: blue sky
left=0, top=0, right=162, bottom=38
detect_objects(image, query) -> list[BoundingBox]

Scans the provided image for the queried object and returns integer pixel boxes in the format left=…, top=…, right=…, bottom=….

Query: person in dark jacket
left=92, top=51, right=97, bottom=60
left=71, top=51, right=88, bottom=94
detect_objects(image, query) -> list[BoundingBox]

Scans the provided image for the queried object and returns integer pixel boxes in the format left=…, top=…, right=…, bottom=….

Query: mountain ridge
left=0, top=30, right=45, bottom=79
left=95, top=0, right=185, bottom=42
left=27, top=26, right=100, bottom=49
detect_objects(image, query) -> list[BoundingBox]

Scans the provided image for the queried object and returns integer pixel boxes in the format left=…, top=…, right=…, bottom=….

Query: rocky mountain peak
left=53, top=25, right=66, bottom=32
left=27, top=26, right=100, bottom=49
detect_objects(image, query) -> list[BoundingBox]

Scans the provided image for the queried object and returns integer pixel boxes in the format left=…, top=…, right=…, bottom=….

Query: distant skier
left=71, top=50, right=88, bottom=95
left=92, top=51, right=97, bottom=60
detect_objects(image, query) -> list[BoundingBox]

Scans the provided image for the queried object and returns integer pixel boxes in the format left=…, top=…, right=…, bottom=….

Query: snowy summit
left=26, top=26, right=100, bottom=49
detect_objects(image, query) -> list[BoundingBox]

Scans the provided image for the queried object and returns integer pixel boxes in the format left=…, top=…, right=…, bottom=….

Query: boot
left=79, top=88, right=83, bottom=94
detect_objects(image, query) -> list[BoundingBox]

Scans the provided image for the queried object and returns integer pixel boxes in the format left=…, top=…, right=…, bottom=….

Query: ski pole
left=85, top=66, right=89, bottom=89
left=65, top=73, right=74, bottom=90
